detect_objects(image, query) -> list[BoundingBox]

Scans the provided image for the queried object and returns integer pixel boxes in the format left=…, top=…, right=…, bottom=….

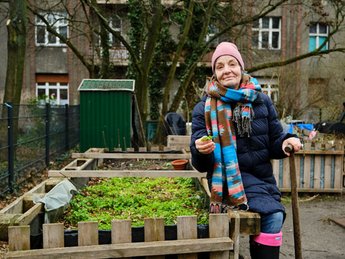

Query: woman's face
left=214, top=55, right=242, bottom=89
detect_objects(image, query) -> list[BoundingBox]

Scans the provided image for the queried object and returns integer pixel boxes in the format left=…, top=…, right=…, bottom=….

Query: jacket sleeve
left=190, top=100, right=214, bottom=175
left=264, top=94, right=296, bottom=159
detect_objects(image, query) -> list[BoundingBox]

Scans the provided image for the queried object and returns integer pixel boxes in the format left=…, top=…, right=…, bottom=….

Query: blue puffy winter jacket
left=190, top=92, right=295, bottom=215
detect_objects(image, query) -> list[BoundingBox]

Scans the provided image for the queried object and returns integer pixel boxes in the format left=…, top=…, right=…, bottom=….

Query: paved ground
left=239, top=194, right=345, bottom=259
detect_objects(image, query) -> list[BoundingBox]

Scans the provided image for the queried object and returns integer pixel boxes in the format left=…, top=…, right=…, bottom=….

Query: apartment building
left=0, top=0, right=344, bottom=122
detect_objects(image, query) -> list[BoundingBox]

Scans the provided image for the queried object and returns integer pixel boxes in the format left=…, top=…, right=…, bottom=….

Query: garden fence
left=0, top=103, right=80, bottom=196
left=5, top=214, right=235, bottom=259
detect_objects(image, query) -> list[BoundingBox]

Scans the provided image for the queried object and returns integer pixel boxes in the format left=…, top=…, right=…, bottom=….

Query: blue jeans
left=260, top=212, right=284, bottom=233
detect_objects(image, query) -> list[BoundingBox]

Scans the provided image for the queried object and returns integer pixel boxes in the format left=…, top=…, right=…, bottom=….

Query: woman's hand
left=282, top=137, right=303, bottom=156
left=195, top=136, right=215, bottom=154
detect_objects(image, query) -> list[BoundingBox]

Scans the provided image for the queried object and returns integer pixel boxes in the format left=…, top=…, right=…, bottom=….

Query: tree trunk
left=3, top=0, right=27, bottom=106
left=0, top=0, right=27, bottom=166
left=154, top=1, right=195, bottom=144
left=138, top=0, right=163, bottom=123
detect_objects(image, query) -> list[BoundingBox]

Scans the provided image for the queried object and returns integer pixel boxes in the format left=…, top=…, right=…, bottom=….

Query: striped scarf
left=204, top=74, right=261, bottom=212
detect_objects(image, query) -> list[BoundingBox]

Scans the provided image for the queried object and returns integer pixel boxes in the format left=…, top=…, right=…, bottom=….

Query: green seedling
left=201, top=135, right=213, bottom=141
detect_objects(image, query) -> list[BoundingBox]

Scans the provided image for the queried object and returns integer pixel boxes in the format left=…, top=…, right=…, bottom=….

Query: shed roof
left=78, top=79, right=135, bottom=92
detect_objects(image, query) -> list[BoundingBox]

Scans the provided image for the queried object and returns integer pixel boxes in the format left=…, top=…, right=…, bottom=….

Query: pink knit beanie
left=211, top=42, right=244, bottom=72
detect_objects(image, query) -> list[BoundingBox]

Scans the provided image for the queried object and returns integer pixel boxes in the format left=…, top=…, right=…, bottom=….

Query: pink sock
left=253, top=231, right=282, bottom=246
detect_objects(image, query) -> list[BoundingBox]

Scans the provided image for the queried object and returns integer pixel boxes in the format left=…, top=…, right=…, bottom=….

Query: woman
left=190, top=42, right=302, bottom=259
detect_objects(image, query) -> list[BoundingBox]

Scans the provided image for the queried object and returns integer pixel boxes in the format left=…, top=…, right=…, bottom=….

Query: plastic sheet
left=33, top=179, right=77, bottom=223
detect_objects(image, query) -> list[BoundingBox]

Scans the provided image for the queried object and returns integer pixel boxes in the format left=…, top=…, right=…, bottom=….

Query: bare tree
left=24, top=0, right=345, bottom=143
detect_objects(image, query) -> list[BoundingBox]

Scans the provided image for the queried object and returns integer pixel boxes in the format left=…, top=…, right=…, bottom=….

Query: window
left=36, top=74, right=69, bottom=105
left=108, top=15, right=122, bottom=48
left=262, top=84, right=279, bottom=103
left=36, top=12, right=68, bottom=46
left=252, top=17, right=281, bottom=49
left=309, top=23, right=329, bottom=52
left=257, top=78, right=279, bottom=103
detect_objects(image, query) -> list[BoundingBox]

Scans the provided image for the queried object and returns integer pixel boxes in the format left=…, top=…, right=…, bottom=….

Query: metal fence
left=0, top=103, right=80, bottom=195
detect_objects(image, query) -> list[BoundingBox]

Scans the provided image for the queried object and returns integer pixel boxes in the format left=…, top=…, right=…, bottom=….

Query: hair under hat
left=211, top=42, right=244, bottom=72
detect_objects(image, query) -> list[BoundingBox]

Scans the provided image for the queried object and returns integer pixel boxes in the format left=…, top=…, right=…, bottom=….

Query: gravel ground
left=239, top=194, right=345, bottom=259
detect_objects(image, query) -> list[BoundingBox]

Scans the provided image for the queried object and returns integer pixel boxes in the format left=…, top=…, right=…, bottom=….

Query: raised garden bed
left=62, top=176, right=209, bottom=229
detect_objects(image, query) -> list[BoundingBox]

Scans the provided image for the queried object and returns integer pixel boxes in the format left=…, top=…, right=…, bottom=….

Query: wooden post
left=43, top=223, right=64, bottom=248
left=8, top=225, right=30, bottom=251
left=111, top=219, right=132, bottom=244
left=229, top=212, right=240, bottom=259
left=285, top=145, right=303, bottom=259
left=78, top=221, right=99, bottom=246
left=177, top=216, right=198, bottom=259
left=144, top=218, right=165, bottom=259
left=209, top=213, right=230, bottom=259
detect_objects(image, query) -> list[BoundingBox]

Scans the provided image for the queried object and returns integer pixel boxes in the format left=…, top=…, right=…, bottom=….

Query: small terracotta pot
left=171, top=159, right=189, bottom=170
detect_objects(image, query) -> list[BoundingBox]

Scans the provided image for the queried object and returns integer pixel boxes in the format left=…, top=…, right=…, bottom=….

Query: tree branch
left=248, top=47, right=345, bottom=73
left=82, top=0, right=143, bottom=75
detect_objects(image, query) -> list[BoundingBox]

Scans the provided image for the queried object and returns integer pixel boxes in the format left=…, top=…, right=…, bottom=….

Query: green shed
left=78, top=79, right=135, bottom=152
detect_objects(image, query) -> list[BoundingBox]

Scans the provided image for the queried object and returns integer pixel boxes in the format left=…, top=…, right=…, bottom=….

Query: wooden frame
left=5, top=215, right=234, bottom=259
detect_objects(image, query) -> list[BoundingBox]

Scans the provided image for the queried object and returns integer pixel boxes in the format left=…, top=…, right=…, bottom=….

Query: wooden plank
left=22, top=193, right=45, bottom=202
left=298, top=156, right=304, bottom=188
left=303, top=154, right=311, bottom=189
left=295, top=155, right=301, bottom=188
left=227, top=211, right=260, bottom=235
left=78, top=221, right=99, bottom=246
left=228, top=212, right=240, bottom=259
left=177, top=216, right=197, bottom=259
left=0, top=214, right=21, bottom=241
left=48, top=170, right=206, bottom=178
left=335, top=155, right=344, bottom=189
left=4, top=237, right=233, bottom=258
left=72, top=152, right=191, bottom=160
left=283, top=158, right=290, bottom=189
left=111, top=220, right=132, bottom=244
left=62, top=158, right=95, bottom=170
left=279, top=187, right=343, bottom=193
left=324, top=155, right=332, bottom=189
left=167, top=135, right=191, bottom=151
left=1, top=179, right=61, bottom=214
left=295, top=150, right=344, bottom=155
left=44, top=178, right=65, bottom=192
left=16, top=203, right=43, bottom=225
left=150, top=146, right=160, bottom=152
left=43, top=223, right=64, bottom=248
left=0, top=199, right=24, bottom=215
left=144, top=218, right=164, bottom=259
left=310, top=154, right=315, bottom=189
left=8, top=225, right=30, bottom=251
left=314, top=155, right=321, bottom=189
left=209, top=214, right=230, bottom=259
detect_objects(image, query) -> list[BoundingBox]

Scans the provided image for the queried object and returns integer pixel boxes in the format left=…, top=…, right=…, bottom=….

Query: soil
left=1, top=157, right=345, bottom=258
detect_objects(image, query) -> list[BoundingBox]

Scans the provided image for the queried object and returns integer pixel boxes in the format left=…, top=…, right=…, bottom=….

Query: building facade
left=0, top=0, right=344, bottom=122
